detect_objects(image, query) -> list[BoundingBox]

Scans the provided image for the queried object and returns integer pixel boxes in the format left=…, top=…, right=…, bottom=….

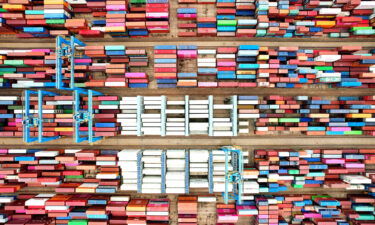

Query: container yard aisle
left=0, top=0, right=375, bottom=224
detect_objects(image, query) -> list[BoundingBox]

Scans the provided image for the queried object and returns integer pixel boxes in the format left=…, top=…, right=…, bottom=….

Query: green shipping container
left=130, top=0, right=146, bottom=3
left=4, top=60, right=24, bottom=66
left=288, top=169, right=299, bottom=175
left=101, top=101, right=120, bottom=105
left=69, top=220, right=88, bottom=225
left=65, top=175, right=84, bottom=179
left=217, top=20, right=237, bottom=26
left=344, top=131, right=362, bottom=135
left=279, top=118, right=300, bottom=123
left=46, top=19, right=65, bottom=24
left=315, top=66, right=333, bottom=71
left=74, top=83, right=86, bottom=88
left=357, top=214, right=375, bottom=221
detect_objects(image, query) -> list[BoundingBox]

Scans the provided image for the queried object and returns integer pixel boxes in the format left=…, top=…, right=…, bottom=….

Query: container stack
left=166, top=97, right=186, bottom=136
left=118, top=96, right=139, bottom=135
left=236, top=45, right=258, bottom=87
left=216, top=47, right=238, bottom=87
left=178, top=0, right=375, bottom=38
left=141, top=96, right=163, bottom=136
left=188, top=97, right=209, bottom=135
left=212, top=97, right=234, bottom=136
left=0, top=0, right=374, bottom=37
left=1, top=45, right=374, bottom=89
left=189, top=149, right=209, bottom=190
left=126, top=199, right=149, bottom=224
left=145, top=0, right=170, bottom=34
left=146, top=199, right=169, bottom=224
left=197, top=17, right=217, bottom=37
left=177, top=195, right=198, bottom=225
left=0, top=96, right=22, bottom=137
left=43, top=0, right=72, bottom=37
left=92, top=96, right=120, bottom=137
left=213, top=150, right=233, bottom=193
left=105, top=0, right=127, bottom=37
left=237, top=95, right=375, bottom=136
left=197, top=48, right=217, bottom=87
left=154, top=45, right=178, bottom=88
left=217, top=203, right=239, bottom=223
left=176, top=45, right=198, bottom=87
left=118, top=149, right=140, bottom=191
left=177, top=8, right=197, bottom=37
left=166, top=149, right=186, bottom=193
left=142, top=149, right=163, bottom=193
left=83, top=45, right=149, bottom=88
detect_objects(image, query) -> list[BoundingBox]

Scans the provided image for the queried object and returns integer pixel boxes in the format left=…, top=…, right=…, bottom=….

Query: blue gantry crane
left=23, top=89, right=61, bottom=143
left=219, top=146, right=244, bottom=205
left=23, top=36, right=104, bottom=144
left=55, top=36, right=86, bottom=90
left=73, top=89, right=103, bottom=143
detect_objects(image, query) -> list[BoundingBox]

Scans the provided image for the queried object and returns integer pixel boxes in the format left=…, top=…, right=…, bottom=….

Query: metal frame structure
left=161, top=95, right=167, bottom=136
left=220, top=146, right=244, bottom=204
left=184, top=149, right=190, bottom=194
left=136, top=96, right=143, bottom=136
left=208, top=151, right=214, bottom=194
left=55, top=36, right=86, bottom=90
left=231, top=95, right=238, bottom=136
left=161, top=150, right=167, bottom=193
left=184, top=95, right=189, bottom=136
left=23, top=90, right=61, bottom=143
left=137, top=150, right=144, bottom=193
left=208, top=95, right=214, bottom=136
left=73, top=89, right=103, bottom=143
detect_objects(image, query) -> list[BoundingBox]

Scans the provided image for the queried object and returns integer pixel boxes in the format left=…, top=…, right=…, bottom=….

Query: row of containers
left=0, top=147, right=373, bottom=224
left=0, top=194, right=374, bottom=224
left=2, top=44, right=374, bottom=89
left=0, top=0, right=169, bottom=38
left=0, top=148, right=372, bottom=195
left=1, top=94, right=375, bottom=138
left=1, top=0, right=375, bottom=38
left=176, top=0, right=375, bottom=38
left=0, top=44, right=150, bottom=88
left=153, top=45, right=375, bottom=88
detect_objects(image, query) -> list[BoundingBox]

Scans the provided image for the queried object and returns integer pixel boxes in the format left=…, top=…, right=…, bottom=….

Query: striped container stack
left=217, top=203, right=239, bottom=223
left=166, top=150, right=186, bottom=193
left=126, top=199, right=148, bottom=224
left=197, top=48, right=217, bottom=87
left=105, top=0, right=127, bottom=37
left=177, top=8, right=197, bottom=37
left=178, top=0, right=375, bottom=38
left=0, top=96, right=22, bottom=137
left=154, top=45, right=178, bottom=88
left=166, top=96, right=186, bottom=135
left=0, top=149, right=121, bottom=194
left=177, top=195, right=198, bottom=225
left=213, top=150, right=233, bottom=193
left=177, top=45, right=198, bottom=87
left=237, top=95, right=375, bottom=136
left=189, top=97, right=209, bottom=135
left=118, top=96, right=138, bottom=135
left=142, top=149, right=163, bottom=193
left=118, top=149, right=139, bottom=191
left=84, top=45, right=149, bottom=88
left=91, top=96, right=120, bottom=137
left=189, top=149, right=209, bottom=190
left=43, top=0, right=72, bottom=37
left=146, top=199, right=169, bottom=223
left=141, top=96, right=163, bottom=136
